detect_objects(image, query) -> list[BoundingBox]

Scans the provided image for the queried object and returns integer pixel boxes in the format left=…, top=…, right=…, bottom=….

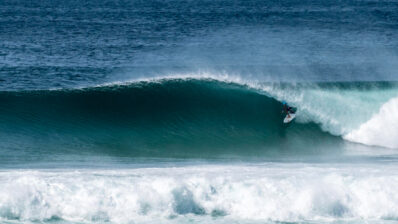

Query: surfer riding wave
left=282, top=101, right=297, bottom=123
left=282, top=101, right=294, bottom=118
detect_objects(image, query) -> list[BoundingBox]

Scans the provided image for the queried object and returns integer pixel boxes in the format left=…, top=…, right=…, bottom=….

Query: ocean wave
left=259, top=79, right=398, bottom=148
left=0, top=77, right=397, bottom=158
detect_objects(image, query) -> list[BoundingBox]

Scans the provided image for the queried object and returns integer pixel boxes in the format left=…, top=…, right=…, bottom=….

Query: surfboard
left=283, top=113, right=296, bottom=123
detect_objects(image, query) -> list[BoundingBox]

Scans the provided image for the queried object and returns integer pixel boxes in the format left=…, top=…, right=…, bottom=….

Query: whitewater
left=0, top=76, right=397, bottom=223
left=1, top=163, right=398, bottom=223
left=2, top=0, right=398, bottom=223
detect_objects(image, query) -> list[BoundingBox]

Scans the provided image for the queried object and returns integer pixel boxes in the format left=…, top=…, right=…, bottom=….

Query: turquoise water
left=1, top=78, right=398, bottom=224
left=1, top=0, right=398, bottom=223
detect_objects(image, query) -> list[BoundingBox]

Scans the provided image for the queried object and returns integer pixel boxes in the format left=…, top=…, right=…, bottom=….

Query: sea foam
left=1, top=164, right=398, bottom=223
left=345, top=96, right=398, bottom=148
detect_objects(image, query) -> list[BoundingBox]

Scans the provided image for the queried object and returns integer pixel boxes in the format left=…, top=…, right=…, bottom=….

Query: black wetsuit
left=283, top=105, right=294, bottom=114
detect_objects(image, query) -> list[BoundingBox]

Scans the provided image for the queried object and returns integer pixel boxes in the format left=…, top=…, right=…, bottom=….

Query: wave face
left=259, top=80, right=398, bottom=148
left=0, top=79, right=341, bottom=161
left=0, top=78, right=397, bottom=163
left=2, top=0, right=398, bottom=223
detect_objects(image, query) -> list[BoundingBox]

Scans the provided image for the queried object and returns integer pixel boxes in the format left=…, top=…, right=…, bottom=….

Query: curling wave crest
left=1, top=75, right=397, bottom=157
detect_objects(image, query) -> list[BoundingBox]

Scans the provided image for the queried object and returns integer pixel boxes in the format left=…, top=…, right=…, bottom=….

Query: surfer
left=282, top=101, right=294, bottom=118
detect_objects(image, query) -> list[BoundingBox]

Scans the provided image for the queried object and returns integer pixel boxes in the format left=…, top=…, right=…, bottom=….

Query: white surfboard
left=283, top=113, right=296, bottom=123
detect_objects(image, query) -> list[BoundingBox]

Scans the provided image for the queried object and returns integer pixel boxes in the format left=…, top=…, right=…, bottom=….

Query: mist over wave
left=2, top=0, right=398, bottom=224
left=2, top=0, right=398, bottom=223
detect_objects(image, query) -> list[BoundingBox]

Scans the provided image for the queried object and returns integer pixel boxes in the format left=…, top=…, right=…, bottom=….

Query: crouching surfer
left=282, top=101, right=296, bottom=123
left=282, top=101, right=294, bottom=118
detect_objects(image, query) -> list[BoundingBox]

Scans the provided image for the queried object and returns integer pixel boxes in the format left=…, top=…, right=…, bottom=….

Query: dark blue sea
left=1, top=0, right=398, bottom=223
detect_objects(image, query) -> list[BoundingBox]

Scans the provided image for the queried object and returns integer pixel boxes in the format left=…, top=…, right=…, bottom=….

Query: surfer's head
left=282, top=101, right=287, bottom=105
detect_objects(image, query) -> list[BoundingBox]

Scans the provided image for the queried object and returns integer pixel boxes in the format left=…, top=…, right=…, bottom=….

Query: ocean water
left=1, top=0, right=398, bottom=223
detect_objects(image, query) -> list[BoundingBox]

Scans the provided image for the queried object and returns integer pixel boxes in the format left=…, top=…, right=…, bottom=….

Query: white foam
left=93, top=71, right=260, bottom=89
left=344, top=97, right=398, bottom=148
left=261, top=83, right=398, bottom=137
left=1, top=164, right=398, bottom=223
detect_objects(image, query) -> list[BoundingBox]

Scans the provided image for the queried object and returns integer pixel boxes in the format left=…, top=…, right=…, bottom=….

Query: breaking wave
left=0, top=76, right=397, bottom=161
